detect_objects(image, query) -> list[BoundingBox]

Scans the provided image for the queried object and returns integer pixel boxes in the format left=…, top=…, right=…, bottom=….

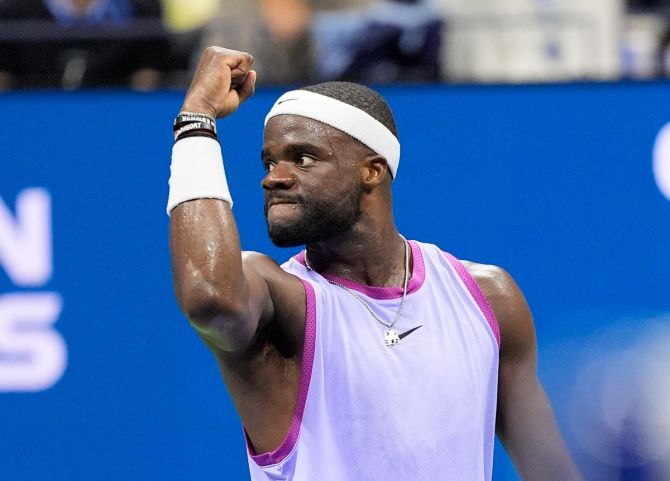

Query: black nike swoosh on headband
left=277, top=98, right=299, bottom=105
left=398, top=325, right=423, bottom=340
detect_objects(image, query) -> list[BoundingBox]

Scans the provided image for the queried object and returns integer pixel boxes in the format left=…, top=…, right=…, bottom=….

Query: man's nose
left=261, top=162, right=296, bottom=190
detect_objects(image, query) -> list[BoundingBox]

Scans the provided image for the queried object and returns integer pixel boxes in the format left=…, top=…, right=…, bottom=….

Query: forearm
left=167, top=46, right=261, bottom=349
left=498, top=374, right=583, bottom=481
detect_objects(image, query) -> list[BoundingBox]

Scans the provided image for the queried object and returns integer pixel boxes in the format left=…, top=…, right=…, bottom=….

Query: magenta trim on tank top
left=294, top=240, right=425, bottom=300
left=245, top=278, right=317, bottom=466
left=443, top=252, right=501, bottom=348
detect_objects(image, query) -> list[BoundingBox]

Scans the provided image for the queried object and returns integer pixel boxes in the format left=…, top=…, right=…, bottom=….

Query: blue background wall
left=1, top=82, right=669, bottom=480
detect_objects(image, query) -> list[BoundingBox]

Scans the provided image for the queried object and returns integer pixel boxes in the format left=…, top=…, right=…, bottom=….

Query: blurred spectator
left=629, top=0, right=670, bottom=79
left=621, top=0, right=670, bottom=78
left=198, top=0, right=313, bottom=85
left=310, top=0, right=443, bottom=84
left=0, top=0, right=170, bottom=90
left=621, top=11, right=667, bottom=78
left=197, top=0, right=443, bottom=86
left=660, top=26, right=670, bottom=75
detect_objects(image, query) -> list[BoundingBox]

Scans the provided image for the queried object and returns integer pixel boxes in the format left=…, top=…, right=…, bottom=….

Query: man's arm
left=468, top=263, right=584, bottom=481
left=169, top=47, right=304, bottom=353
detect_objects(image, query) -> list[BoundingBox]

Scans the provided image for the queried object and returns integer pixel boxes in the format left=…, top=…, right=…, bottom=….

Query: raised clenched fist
left=181, top=46, right=257, bottom=119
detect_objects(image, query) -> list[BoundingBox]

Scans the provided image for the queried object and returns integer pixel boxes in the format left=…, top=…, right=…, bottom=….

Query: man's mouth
left=268, top=199, right=296, bottom=208
left=266, top=196, right=301, bottom=209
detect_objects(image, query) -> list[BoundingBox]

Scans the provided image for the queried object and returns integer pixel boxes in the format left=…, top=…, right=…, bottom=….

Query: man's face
left=261, top=115, right=365, bottom=247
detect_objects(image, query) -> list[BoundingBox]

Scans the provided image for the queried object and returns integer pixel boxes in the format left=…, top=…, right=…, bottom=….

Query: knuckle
left=204, top=46, right=229, bottom=61
left=202, top=47, right=253, bottom=67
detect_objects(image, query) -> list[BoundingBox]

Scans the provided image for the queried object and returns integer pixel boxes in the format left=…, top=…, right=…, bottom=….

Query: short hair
left=300, top=81, right=398, bottom=139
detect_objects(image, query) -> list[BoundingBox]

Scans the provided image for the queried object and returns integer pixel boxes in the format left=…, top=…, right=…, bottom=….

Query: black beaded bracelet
left=173, top=121, right=218, bottom=143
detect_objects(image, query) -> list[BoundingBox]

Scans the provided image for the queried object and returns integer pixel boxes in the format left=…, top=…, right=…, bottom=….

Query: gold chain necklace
left=303, top=236, right=410, bottom=346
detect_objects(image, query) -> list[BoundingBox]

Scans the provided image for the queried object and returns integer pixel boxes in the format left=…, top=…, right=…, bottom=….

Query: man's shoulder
left=418, top=242, right=533, bottom=347
left=459, top=260, right=510, bottom=297
left=241, top=250, right=303, bottom=282
left=416, top=240, right=509, bottom=288
left=458, top=260, right=529, bottom=337
left=241, top=250, right=276, bottom=270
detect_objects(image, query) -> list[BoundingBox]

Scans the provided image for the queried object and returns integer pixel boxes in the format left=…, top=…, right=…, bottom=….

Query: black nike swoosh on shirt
left=398, top=325, right=423, bottom=340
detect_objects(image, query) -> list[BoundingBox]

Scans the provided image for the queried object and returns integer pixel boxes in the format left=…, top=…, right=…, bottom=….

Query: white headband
left=264, top=90, right=400, bottom=178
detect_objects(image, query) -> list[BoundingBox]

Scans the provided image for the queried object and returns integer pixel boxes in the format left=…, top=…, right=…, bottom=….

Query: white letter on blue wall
left=0, top=189, right=52, bottom=286
left=654, top=123, right=670, bottom=202
left=0, top=293, right=66, bottom=391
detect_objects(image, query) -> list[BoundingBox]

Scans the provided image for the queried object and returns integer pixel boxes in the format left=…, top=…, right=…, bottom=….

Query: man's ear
left=361, top=154, right=390, bottom=190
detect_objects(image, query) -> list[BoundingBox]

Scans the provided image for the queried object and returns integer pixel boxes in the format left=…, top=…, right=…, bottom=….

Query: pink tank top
left=246, top=240, right=500, bottom=481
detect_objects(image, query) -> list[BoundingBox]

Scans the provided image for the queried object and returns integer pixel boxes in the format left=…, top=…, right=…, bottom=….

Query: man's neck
left=304, top=223, right=409, bottom=287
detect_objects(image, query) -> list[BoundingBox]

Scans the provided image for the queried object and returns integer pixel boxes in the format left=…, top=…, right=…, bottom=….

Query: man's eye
left=265, top=160, right=276, bottom=171
left=298, top=155, right=316, bottom=166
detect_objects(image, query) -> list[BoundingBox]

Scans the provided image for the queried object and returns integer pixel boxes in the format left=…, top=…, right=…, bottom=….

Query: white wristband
left=166, top=136, right=233, bottom=216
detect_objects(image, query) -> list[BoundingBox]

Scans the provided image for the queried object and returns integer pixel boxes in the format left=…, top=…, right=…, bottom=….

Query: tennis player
left=168, top=46, right=583, bottom=481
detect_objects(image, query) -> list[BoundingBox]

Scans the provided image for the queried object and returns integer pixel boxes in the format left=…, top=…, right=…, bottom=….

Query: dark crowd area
left=1, top=0, right=670, bottom=90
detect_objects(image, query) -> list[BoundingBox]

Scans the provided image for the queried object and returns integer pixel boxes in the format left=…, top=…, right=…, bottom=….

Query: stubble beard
left=265, top=185, right=364, bottom=247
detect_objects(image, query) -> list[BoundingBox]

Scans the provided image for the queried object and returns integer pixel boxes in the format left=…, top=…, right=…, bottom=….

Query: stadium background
left=2, top=81, right=670, bottom=480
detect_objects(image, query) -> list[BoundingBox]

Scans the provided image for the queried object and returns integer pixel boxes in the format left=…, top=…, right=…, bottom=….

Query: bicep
left=195, top=252, right=305, bottom=353
left=169, top=200, right=293, bottom=353
left=183, top=254, right=273, bottom=352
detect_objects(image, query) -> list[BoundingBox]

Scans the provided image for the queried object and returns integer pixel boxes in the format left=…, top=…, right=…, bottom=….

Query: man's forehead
left=263, top=114, right=351, bottom=146
left=265, top=114, right=340, bottom=135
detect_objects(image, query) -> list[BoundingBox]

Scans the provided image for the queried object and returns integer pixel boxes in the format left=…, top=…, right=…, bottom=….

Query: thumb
left=236, top=70, right=257, bottom=105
